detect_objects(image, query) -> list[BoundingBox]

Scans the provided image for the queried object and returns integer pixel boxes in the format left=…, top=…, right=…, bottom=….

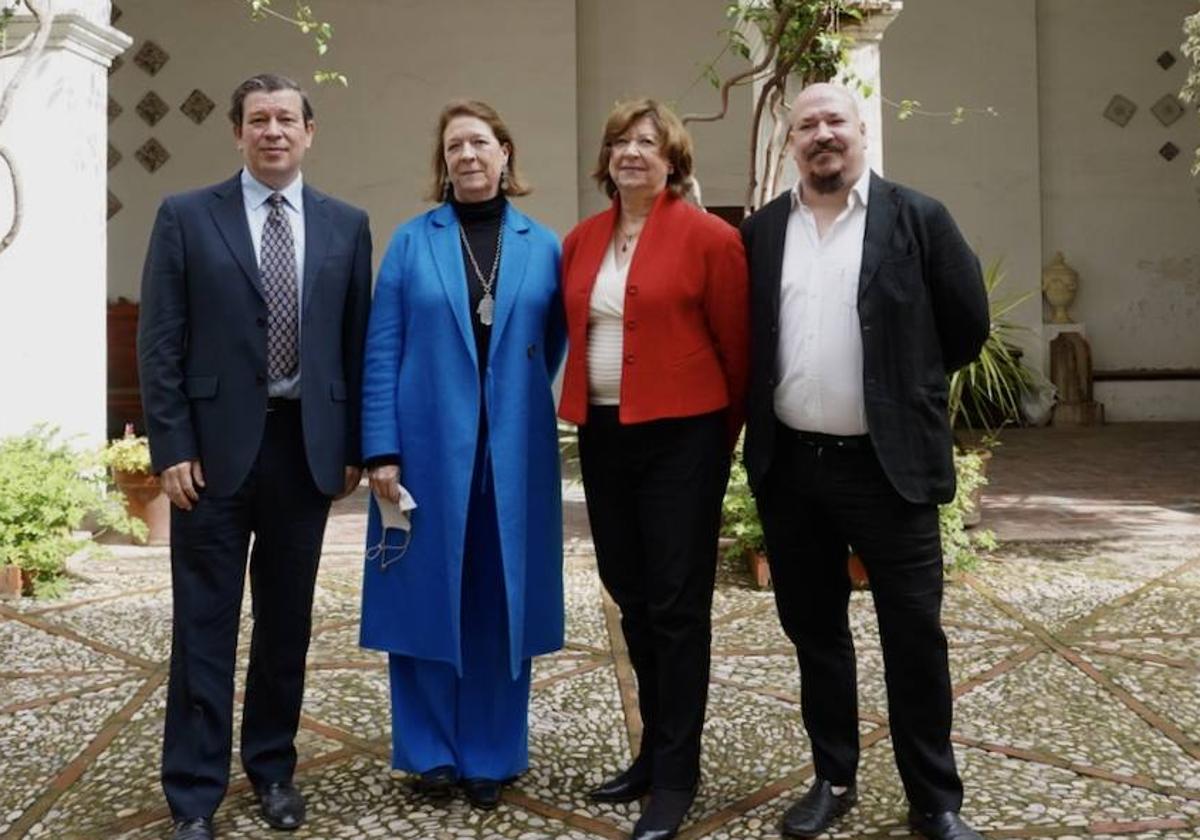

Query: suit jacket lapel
left=488, top=206, right=531, bottom=362
left=858, top=172, right=899, bottom=300
left=208, top=175, right=263, bottom=300
left=301, top=185, right=330, bottom=316
left=429, top=203, right=477, bottom=365
left=762, top=191, right=791, bottom=329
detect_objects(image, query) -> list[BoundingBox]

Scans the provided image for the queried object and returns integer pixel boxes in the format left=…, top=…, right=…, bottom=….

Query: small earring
left=442, top=179, right=452, bottom=201
left=500, top=167, right=509, bottom=192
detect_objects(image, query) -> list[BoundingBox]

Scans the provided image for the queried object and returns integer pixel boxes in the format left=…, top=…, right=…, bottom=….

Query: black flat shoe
left=589, top=761, right=652, bottom=803
left=171, top=816, right=214, bottom=840
left=631, top=785, right=696, bottom=840
left=908, top=810, right=983, bottom=840
left=413, top=764, right=458, bottom=798
left=255, top=781, right=305, bottom=831
left=780, top=779, right=857, bottom=838
left=461, top=777, right=503, bottom=810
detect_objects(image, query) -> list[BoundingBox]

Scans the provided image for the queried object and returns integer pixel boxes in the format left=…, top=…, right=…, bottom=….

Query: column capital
left=6, top=11, right=132, bottom=67
left=845, top=1, right=904, bottom=43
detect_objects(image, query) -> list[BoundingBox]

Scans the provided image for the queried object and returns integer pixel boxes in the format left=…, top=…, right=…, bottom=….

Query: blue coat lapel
left=208, top=175, right=263, bottom=300
left=302, top=184, right=330, bottom=315
left=488, top=206, right=531, bottom=362
left=428, top=203, right=477, bottom=366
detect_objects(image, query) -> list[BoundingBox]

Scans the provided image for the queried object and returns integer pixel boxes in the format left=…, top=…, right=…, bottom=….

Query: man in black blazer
left=139, top=73, right=371, bottom=840
left=739, top=83, right=988, bottom=840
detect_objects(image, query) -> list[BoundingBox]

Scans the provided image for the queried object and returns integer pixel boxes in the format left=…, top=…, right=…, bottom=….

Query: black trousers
left=755, top=424, right=963, bottom=814
left=162, top=403, right=332, bottom=819
left=578, top=407, right=730, bottom=789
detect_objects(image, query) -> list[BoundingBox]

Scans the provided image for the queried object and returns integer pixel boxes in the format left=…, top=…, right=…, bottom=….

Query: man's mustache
left=807, top=140, right=846, bottom=159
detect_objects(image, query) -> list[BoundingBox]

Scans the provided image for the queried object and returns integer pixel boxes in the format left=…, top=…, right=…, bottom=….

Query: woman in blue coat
left=359, top=100, right=566, bottom=809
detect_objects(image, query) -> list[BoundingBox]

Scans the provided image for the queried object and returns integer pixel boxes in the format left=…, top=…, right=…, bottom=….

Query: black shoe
left=461, top=777, right=503, bottom=810
left=780, top=779, right=857, bottom=838
left=590, top=761, right=652, bottom=803
left=413, top=764, right=458, bottom=798
left=255, top=781, right=305, bottom=831
left=171, top=817, right=214, bottom=840
left=908, top=810, right=983, bottom=840
left=631, top=785, right=696, bottom=840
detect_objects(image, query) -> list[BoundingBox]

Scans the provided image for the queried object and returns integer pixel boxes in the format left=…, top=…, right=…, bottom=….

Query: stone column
left=842, top=1, right=903, bottom=175
left=0, top=1, right=131, bottom=445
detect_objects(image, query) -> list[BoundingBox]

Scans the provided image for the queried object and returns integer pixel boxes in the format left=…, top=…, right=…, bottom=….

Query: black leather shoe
left=461, top=777, right=503, bottom=810
left=413, top=764, right=458, bottom=798
left=171, top=816, right=214, bottom=840
left=590, top=761, right=652, bottom=803
left=255, top=781, right=305, bottom=831
left=780, top=779, right=857, bottom=837
left=631, top=785, right=696, bottom=840
left=908, top=810, right=984, bottom=840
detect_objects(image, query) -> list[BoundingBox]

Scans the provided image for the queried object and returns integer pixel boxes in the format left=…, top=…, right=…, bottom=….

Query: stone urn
left=1042, top=252, right=1079, bottom=324
left=113, top=470, right=170, bottom=546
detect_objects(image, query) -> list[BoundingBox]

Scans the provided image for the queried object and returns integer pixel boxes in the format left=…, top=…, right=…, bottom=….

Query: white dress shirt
left=586, top=242, right=629, bottom=406
left=241, top=168, right=305, bottom=399
left=774, top=169, right=871, bottom=435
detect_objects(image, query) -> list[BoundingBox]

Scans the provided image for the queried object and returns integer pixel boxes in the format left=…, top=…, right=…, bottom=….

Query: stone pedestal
left=0, top=3, right=131, bottom=445
left=1049, top=329, right=1104, bottom=427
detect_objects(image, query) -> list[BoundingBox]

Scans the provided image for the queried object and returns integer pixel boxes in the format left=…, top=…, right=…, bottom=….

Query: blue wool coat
left=359, top=202, right=566, bottom=678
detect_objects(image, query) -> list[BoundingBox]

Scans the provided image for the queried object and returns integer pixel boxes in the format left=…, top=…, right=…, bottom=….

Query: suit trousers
left=755, top=424, right=963, bottom=813
left=578, top=407, right=730, bottom=789
left=161, top=403, right=331, bottom=819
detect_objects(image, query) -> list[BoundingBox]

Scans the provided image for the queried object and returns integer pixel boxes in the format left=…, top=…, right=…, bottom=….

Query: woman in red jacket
left=560, top=98, right=749, bottom=840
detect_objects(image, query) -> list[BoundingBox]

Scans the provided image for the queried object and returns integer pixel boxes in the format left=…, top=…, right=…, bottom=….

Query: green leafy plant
left=947, top=259, right=1035, bottom=438
left=101, top=434, right=151, bottom=475
left=0, top=426, right=144, bottom=597
left=941, top=450, right=997, bottom=572
left=720, top=437, right=764, bottom=560
left=243, top=0, right=347, bottom=86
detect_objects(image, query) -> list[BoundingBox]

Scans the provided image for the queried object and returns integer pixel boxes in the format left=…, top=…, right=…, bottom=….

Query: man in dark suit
left=739, top=83, right=989, bottom=840
left=139, top=73, right=371, bottom=840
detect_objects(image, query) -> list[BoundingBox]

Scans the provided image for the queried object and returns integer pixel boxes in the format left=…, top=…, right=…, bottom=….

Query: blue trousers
left=387, top=456, right=532, bottom=781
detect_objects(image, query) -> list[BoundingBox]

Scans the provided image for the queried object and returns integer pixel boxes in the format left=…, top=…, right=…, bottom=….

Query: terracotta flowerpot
left=847, top=551, right=869, bottom=590
left=113, top=470, right=170, bottom=546
left=963, top=449, right=992, bottom=529
left=0, top=564, right=25, bottom=599
left=743, top=548, right=772, bottom=590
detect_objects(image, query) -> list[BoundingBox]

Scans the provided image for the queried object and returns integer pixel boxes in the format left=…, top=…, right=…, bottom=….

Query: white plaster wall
left=1037, top=0, right=1200, bottom=416
left=107, top=0, right=577, bottom=300
left=881, top=0, right=1045, bottom=373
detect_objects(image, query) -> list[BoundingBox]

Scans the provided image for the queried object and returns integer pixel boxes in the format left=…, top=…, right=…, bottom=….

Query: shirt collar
left=791, top=167, right=872, bottom=212
left=241, top=167, right=304, bottom=212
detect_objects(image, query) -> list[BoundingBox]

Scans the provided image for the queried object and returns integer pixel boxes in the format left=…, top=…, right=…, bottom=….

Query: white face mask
left=366, top=487, right=418, bottom=570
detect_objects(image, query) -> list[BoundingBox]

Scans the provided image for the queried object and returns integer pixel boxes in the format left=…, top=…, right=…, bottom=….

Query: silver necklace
left=459, top=219, right=503, bottom=326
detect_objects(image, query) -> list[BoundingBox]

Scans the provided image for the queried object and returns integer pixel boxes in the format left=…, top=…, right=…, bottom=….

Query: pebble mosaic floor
left=2, top=426, right=1199, bottom=839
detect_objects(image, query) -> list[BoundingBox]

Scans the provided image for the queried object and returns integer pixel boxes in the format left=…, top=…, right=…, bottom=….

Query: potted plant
left=102, top=425, right=169, bottom=546
left=721, top=438, right=771, bottom=588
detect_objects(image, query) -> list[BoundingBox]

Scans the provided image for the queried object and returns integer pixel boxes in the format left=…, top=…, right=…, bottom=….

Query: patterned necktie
left=260, top=193, right=299, bottom=380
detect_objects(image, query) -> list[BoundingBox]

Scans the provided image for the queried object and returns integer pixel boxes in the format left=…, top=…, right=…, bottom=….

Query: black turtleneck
left=451, top=192, right=506, bottom=372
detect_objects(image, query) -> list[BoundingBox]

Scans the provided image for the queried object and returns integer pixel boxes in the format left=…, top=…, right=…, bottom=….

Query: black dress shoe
left=780, top=779, right=857, bottom=837
left=590, top=761, right=652, bottom=803
left=255, top=781, right=305, bottom=831
left=413, top=764, right=458, bottom=798
left=461, top=777, right=503, bottom=810
left=171, top=817, right=214, bottom=840
left=908, top=810, right=984, bottom=840
left=631, top=785, right=696, bottom=840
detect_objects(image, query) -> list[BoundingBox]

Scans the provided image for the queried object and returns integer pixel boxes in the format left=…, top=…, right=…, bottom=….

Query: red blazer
left=559, top=191, right=749, bottom=445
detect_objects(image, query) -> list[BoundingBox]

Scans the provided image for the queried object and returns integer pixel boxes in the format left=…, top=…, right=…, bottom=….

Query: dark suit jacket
left=739, top=173, right=988, bottom=505
left=138, top=173, right=372, bottom=497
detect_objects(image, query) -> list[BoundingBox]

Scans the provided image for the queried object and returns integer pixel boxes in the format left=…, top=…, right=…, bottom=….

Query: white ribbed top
left=587, top=243, right=630, bottom=406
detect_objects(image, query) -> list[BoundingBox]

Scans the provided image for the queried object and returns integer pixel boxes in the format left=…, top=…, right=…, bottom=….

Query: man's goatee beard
left=809, top=172, right=845, bottom=195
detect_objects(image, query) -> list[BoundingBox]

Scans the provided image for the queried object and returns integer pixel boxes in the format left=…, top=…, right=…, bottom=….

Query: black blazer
left=739, top=173, right=988, bottom=505
left=138, top=173, right=372, bottom=497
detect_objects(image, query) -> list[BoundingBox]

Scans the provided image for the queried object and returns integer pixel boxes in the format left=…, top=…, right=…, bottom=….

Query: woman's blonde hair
left=425, top=99, right=531, bottom=202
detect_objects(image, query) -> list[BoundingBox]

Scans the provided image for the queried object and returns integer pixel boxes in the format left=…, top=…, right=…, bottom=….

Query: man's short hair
left=228, top=73, right=314, bottom=127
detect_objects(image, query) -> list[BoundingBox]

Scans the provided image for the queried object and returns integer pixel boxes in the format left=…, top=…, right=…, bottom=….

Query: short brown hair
left=229, top=73, right=313, bottom=127
left=425, top=99, right=531, bottom=202
left=591, top=98, right=694, bottom=199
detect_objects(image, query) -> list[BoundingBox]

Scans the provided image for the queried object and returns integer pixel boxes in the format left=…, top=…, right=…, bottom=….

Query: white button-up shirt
left=774, top=169, right=871, bottom=435
left=241, top=168, right=305, bottom=398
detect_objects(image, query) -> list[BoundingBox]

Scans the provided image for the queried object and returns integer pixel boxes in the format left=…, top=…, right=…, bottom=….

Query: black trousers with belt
left=755, top=423, right=963, bottom=814
left=161, top=402, right=332, bottom=819
left=578, top=407, right=730, bottom=790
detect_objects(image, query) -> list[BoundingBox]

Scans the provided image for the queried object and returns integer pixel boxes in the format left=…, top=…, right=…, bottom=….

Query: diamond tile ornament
left=1103, top=94, right=1137, bottom=127
left=1160, top=142, right=1180, bottom=162
left=1150, top=94, right=1185, bottom=127
left=180, top=89, right=216, bottom=124
left=107, top=143, right=121, bottom=171
left=133, top=40, right=169, bottom=76
left=108, top=55, right=123, bottom=77
left=1157, top=50, right=1176, bottom=70
left=107, top=191, right=123, bottom=220
left=135, top=91, right=169, bottom=127
left=107, top=96, right=122, bottom=123
left=135, top=138, right=170, bottom=173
